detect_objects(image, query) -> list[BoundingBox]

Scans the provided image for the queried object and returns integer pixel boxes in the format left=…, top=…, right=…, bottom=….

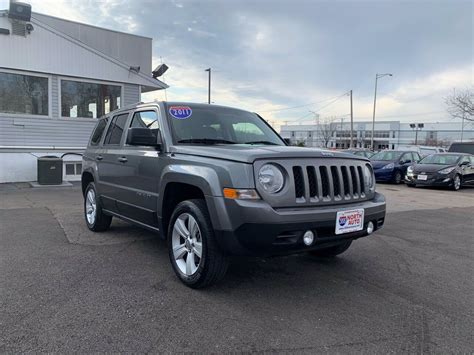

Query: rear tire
left=84, top=182, right=112, bottom=232
left=168, top=199, right=229, bottom=288
left=309, top=240, right=352, bottom=258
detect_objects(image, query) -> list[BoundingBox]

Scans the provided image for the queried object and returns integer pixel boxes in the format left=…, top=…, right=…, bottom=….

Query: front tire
left=393, top=171, right=402, bottom=184
left=309, top=240, right=352, bottom=257
left=84, top=182, right=112, bottom=232
left=452, top=174, right=461, bottom=191
left=168, top=199, right=228, bottom=288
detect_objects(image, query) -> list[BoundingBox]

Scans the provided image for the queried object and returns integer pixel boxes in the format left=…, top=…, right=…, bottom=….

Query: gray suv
left=82, top=102, right=386, bottom=288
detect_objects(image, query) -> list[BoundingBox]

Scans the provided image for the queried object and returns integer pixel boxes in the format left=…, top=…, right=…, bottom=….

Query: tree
left=318, top=118, right=338, bottom=148
left=445, top=88, right=474, bottom=122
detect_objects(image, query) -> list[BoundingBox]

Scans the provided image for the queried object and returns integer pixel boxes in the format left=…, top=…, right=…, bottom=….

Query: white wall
left=0, top=151, right=83, bottom=183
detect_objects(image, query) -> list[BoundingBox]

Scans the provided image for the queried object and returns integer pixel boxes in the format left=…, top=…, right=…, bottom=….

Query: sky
left=2, top=0, right=472, bottom=128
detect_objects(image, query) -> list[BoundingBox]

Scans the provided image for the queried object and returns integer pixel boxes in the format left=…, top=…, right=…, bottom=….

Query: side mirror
left=127, top=127, right=162, bottom=147
left=460, top=161, right=471, bottom=167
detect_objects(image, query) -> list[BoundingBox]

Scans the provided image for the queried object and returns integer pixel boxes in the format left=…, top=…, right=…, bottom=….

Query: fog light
left=303, top=230, right=315, bottom=246
left=367, top=221, right=374, bottom=235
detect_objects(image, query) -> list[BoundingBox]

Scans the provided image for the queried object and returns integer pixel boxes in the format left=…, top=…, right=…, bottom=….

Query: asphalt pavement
left=0, top=183, right=473, bottom=353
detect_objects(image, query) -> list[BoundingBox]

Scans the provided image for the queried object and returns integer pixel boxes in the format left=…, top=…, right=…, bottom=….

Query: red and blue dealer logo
left=169, top=106, right=192, bottom=119
left=338, top=216, right=347, bottom=227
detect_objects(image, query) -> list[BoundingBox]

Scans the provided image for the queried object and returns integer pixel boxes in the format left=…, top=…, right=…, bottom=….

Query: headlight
left=363, top=164, right=375, bottom=190
left=407, top=166, right=414, bottom=176
left=258, top=164, right=285, bottom=193
left=438, top=167, right=455, bottom=174
left=382, top=163, right=394, bottom=170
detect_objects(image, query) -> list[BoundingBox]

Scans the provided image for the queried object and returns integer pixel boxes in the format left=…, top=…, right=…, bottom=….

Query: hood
left=413, top=163, right=456, bottom=173
left=170, top=145, right=366, bottom=164
left=371, top=160, right=395, bottom=169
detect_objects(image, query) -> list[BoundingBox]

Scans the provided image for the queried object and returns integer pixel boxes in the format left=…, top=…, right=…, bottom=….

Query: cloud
left=3, top=0, right=472, bottom=128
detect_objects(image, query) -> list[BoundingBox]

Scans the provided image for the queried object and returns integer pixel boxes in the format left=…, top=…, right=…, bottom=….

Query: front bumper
left=206, top=192, right=386, bottom=256
left=405, top=173, right=454, bottom=187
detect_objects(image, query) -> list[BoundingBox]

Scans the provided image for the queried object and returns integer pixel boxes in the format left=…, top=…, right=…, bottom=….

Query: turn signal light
left=223, top=188, right=260, bottom=200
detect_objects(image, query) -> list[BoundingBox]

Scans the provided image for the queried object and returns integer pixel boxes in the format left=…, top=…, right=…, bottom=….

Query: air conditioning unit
left=37, top=156, right=63, bottom=185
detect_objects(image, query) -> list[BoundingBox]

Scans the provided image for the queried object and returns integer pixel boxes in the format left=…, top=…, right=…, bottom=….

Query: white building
left=280, top=120, right=474, bottom=150
left=0, top=4, right=167, bottom=183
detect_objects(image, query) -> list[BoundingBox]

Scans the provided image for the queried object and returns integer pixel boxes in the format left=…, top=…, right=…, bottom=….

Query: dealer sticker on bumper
left=335, top=209, right=365, bottom=235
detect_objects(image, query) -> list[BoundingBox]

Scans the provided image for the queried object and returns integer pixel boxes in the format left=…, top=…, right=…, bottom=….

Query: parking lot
left=1, top=183, right=473, bottom=353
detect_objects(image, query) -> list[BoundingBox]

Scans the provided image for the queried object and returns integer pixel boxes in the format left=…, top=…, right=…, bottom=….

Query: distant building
left=280, top=120, right=474, bottom=150
left=0, top=6, right=167, bottom=183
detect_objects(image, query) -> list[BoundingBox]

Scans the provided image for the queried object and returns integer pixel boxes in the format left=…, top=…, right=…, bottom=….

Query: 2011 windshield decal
left=169, top=106, right=192, bottom=119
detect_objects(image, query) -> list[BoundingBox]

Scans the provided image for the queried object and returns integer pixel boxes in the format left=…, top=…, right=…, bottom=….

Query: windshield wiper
left=177, top=138, right=236, bottom=145
left=243, top=140, right=279, bottom=145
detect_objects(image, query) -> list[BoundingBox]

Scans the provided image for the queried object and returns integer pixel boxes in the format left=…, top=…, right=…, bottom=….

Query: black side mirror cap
left=127, top=127, right=162, bottom=148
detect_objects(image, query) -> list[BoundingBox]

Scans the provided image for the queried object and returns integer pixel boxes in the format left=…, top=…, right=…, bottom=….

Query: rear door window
left=90, top=118, right=108, bottom=145
left=104, top=113, right=129, bottom=145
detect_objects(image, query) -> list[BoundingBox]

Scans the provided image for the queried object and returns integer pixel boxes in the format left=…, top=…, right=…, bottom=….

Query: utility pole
left=371, top=73, right=393, bottom=150
left=349, top=90, right=354, bottom=148
left=205, top=68, right=211, bottom=104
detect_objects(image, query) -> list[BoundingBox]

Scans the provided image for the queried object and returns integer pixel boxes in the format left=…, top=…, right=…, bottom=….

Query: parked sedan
left=343, top=149, right=374, bottom=159
left=405, top=153, right=474, bottom=190
left=370, top=150, right=421, bottom=184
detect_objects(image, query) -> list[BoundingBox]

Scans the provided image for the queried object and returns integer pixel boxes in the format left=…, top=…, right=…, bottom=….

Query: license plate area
left=335, top=208, right=365, bottom=235
left=417, top=174, right=428, bottom=181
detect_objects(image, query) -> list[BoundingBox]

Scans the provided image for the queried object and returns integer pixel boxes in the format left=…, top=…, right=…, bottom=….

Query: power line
left=258, top=93, right=348, bottom=113
left=287, top=92, right=350, bottom=122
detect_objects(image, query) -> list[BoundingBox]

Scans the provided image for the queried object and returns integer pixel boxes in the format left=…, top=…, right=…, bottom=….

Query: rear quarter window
left=90, top=118, right=108, bottom=146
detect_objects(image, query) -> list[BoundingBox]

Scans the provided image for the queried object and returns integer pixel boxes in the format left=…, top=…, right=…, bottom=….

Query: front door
left=114, top=109, right=164, bottom=227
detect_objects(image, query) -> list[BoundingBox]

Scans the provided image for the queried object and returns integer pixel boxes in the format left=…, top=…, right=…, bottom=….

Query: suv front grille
left=292, top=163, right=368, bottom=203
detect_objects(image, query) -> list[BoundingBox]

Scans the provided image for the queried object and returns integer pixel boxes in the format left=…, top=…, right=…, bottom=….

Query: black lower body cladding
left=206, top=192, right=386, bottom=257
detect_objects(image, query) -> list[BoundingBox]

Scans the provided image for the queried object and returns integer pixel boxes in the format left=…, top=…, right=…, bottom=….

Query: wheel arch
left=81, top=170, right=95, bottom=196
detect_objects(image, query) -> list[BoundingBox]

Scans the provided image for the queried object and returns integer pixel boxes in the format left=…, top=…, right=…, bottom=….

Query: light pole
left=205, top=68, right=211, bottom=104
left=371, top=73, right=392, bottom=150
left=410, top=123, right=424, bottom=145
left=349, top=90, right=354, bottom=148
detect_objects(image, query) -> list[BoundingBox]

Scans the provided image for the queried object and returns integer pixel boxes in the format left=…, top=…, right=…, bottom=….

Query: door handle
left=95, top=155, right=103, bottom=161
left=117, top=157, right=128, bottom=163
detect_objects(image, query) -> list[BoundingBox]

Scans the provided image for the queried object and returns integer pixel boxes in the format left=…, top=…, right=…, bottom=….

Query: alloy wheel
left=454, top=175, right=461, bottom=190
left=85, top=189, right=97, bottom=225
left=171, top=213, right=203, bottom=276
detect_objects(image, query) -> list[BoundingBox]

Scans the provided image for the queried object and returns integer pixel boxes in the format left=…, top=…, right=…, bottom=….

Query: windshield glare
left=167, top=104, right=284, bottom=145
left=371, top=151, right=403, bottom=161
left=419, top=154, right=461, bottom=165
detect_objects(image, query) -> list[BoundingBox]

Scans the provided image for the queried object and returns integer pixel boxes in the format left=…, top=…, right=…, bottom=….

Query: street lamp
left=205, top=68, right=211, bottom=104
left=371, top=73, right=393, bottom=150
left=410, top=123, right=424, bottom=145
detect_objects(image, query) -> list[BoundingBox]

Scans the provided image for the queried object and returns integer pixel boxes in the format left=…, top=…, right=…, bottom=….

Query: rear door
left=97, top=112, right=130, bottom=212
left=114, top=108, right=164, bottom=227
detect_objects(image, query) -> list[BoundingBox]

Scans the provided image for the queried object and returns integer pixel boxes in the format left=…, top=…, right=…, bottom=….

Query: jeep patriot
left=82, top=102, right=386, bottom=288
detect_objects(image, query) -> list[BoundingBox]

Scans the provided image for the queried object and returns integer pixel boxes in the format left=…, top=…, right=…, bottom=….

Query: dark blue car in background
left=370, top=150, right=422, bottom=184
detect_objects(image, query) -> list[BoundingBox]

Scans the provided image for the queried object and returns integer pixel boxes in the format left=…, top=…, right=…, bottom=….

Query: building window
left=0, top=72, right=48, bottom=115
left=61, top=80, right=121, bottom=118
left=64, top=162, right=82, bottom=179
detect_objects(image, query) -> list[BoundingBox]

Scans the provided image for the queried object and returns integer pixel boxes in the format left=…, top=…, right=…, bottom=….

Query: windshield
left=419, top=154, right=461, bottom=165
left=371, top=151, right=403, bottom=161
left=166, top=104, right=285, bottom=145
